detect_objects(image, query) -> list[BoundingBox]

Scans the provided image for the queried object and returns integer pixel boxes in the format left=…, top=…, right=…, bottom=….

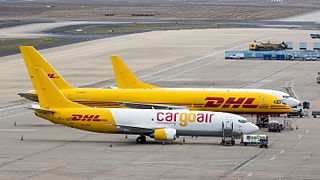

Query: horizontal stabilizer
left=27, top=104, right=55, bottom=114
left=18, top=91, right=38, bottom=101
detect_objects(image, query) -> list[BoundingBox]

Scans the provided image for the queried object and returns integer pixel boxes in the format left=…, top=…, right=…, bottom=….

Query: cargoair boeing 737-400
left=29, top=67, right=259, bottom=143
left=19, top=46, right=292, bottom=115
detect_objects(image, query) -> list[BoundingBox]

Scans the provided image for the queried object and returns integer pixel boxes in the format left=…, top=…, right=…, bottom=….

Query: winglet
left=110, top=56, right=159, bottom=89
left=33, top=67, right=85, bottom=109
left=20, top=46, right=74, bottom=90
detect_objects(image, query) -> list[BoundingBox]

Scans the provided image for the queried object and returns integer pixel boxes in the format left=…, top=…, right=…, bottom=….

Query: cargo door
left=260, top=96, right=267, bottom=107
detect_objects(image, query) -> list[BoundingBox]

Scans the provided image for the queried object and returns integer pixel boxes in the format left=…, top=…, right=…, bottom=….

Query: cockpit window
left=282, top=95, right=290, bottom=99
left=238, top=119, right=248, bottom=123
left=274, top=100, right=286, bottom=104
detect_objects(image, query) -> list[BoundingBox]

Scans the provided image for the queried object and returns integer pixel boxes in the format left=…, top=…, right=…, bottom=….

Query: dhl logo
left=204, top=97, right=258, bottom=109
left=47, top=73, right=57, bottom=78
left=71, top=114, right=102, bottom=121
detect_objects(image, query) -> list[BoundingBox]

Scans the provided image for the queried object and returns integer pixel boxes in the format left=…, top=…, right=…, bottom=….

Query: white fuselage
left=110, top=109, right=259, bottom=138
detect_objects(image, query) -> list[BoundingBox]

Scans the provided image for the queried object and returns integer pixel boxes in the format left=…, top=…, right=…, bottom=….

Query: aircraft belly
left=177, top=130, right=241, bottom=138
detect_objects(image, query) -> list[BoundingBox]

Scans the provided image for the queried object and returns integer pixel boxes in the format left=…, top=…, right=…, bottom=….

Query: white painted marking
left=0, top=129, right=38, bottom=132
left=280, top=150, right=285, bottom=154
left=0, top=112, right=32, bottom=119
left=270, top=156, right=276, bottom=160
left=247, top=173, right=252, bottom=177
left=305, top=130, right=309, bottom=133
left=298, top=133, right=303, bottom=139
left=140, top=37, right=270, bottom=80
left=0, top=104, right=26, bottom=112
left=107, top=37, right=270, bottom=86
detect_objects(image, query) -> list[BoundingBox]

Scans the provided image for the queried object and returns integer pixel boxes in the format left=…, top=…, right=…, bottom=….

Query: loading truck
left=249, top=41, right=288, bottom=51
left=242, top=134, right=268, bottom=148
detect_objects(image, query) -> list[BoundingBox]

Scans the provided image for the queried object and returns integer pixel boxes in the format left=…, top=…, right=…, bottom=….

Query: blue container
left=286, top=42, right=293, bottom=50
left=263, top=54, right=272, bottom=60
left=314, top=42, right=320, bottom=50
left=276, top=54, right=285, bottom=60
left=299, top=42, right=307, bottom=50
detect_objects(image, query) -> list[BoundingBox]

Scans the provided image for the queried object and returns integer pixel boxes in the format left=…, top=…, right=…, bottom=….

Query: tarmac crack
left=0, top=134, right=90, bottom=169
left=240, top=61, right=300, bottom=88
left=215, top=140, right=278, bottom=180
left=216, top=153, right=261, bottom=180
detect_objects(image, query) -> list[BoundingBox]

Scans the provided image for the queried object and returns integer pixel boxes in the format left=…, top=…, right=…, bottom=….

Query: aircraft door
left=225, top=116, right=232, bottom=130
left=238, top=120, right=243, bottom=133
left=260, top=96, right=267, bottom=106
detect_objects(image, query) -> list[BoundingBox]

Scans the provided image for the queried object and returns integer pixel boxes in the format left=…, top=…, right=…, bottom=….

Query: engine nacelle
left=154, top=128, right=176, bottom=141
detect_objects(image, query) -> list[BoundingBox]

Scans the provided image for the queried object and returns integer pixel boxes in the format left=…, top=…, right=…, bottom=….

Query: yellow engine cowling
left=154, top=128, right=176, bottom=141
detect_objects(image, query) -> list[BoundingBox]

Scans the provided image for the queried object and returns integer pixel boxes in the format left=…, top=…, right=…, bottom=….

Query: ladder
left=221, top=120, right=235, bottom=146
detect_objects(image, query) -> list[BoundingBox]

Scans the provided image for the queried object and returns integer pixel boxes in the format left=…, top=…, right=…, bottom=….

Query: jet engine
left=153, top=128, right=176, bottom=141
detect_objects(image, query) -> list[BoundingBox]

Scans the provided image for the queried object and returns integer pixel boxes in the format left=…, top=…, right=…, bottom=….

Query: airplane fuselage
left=59, top=88, right=292, bottom=115
left=35, top=108, right=258, bottom=138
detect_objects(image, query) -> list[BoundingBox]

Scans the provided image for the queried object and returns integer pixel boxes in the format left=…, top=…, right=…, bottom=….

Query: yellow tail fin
left=110, top=56, right=159, bottom=89
left=20, top=46, right=73, bottom=90
left=33, top=67, right=85, bottom=109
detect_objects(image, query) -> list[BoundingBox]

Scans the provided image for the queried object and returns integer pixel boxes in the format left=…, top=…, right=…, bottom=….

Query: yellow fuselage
left=35, top=108, right=118, bottom=133
left=56, top=88, right=292, bottom=115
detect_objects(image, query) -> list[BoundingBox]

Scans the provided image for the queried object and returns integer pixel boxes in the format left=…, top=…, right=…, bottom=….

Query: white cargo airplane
left=110, top=56, right=300, bottom=108
left=28, top=67, right=259, bottom=144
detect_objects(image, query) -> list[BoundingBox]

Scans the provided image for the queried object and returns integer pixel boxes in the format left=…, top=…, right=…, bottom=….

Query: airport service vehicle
left=19, top=46, right=292, bottom=115
left=310, top=34, right=320, bottom=39
left=317, top=72, right=320, bottom=84
left=287, top=108, right=305, bottom=118
left=109, top=56, right=299, bottom=108
left=249, top=41, right=288, bottom=51
left=225, top=53, right=244, bottom=59
left=303, top=101, right=310, bottom=109
left=268, top=121, right=283, bottom=133
left=311, top=111, right=320, bottom=118
left=28, top=68, right=259, bottom=143
left=242, top=135, right=268, bottom=148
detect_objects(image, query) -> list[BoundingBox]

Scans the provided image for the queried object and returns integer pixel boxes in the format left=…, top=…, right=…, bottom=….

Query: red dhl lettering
left=204, top=97, right=258, bottom=109
left=157, top=112, right=213, bottom=127
left=71, top=114, right=101, bottom=121
left=47, top=73, right=57, bottom=78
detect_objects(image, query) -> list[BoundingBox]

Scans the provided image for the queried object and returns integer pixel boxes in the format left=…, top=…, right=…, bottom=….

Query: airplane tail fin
left=110, top=56, right=159, bottom=89
left=33, top=67, right=85, bottom=109
left=20, top=46, right=74, bottom=90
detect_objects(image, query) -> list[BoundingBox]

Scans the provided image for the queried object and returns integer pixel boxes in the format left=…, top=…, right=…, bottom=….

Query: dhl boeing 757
left=18, top=46, right=292, bottom=115
left=110, top=56, right=300, bottom=108
left=29, top=67, right=259, bottom=143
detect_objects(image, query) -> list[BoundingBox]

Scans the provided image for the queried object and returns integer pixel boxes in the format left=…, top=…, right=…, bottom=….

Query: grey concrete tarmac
left=0, top=27, right=320, bottom=179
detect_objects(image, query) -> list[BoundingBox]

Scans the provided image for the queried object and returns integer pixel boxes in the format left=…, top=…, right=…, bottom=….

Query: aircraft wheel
left=231, top=140, right=235, bottom=145
left=136, top=135, right=146, bottom=144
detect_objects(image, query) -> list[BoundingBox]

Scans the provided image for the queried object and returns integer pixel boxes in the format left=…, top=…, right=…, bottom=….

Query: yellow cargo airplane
left=29, top=67, right=259, bottom=143
left=111, top=56, right=300, bottom=107
left=19, top=46, right=291, bottom=115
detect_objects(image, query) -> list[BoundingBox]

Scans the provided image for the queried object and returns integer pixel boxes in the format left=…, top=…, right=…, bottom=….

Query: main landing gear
left=136, top=135, right=147, bottom=144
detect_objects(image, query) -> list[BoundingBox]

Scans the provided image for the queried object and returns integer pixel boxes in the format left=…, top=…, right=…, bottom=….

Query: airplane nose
left=247, top=123, right=259, bottom=134
left=285, top=97, right=300, bottom=107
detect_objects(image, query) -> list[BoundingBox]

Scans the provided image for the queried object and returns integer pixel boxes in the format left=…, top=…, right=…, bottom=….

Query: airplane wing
left=120, top=102, right=188, bottom=110
left=114, top=124, right=165, bottom=134
left=27, top=104, right=55, bottom=114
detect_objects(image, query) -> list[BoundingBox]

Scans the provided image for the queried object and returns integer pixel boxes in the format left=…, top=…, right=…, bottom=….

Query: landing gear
left=136, top=135, right=147, bottom=144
